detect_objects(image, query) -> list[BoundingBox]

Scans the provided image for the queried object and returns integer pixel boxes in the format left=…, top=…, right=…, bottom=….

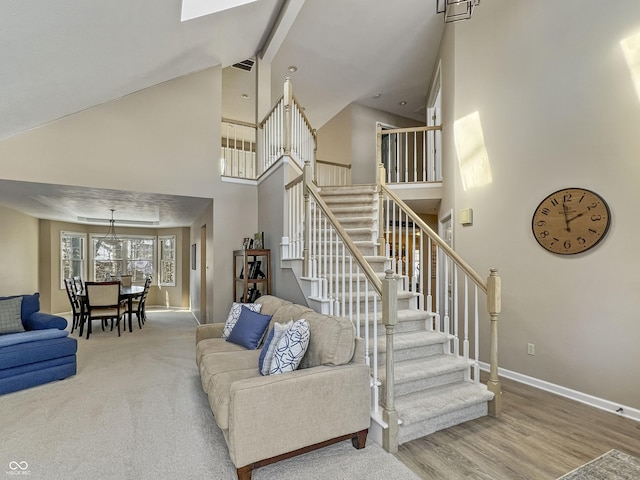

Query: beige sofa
left=195, top=295, right=371, bottom=480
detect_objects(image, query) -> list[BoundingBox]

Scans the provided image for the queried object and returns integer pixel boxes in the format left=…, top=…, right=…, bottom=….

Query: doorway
left=427, top=61, right=442, bottom=181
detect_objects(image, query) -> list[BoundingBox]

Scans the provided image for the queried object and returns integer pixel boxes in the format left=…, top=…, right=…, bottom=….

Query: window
left=158, top=235, right=176, bottom=286
left=61, top=232, right=86, bottom=288
left=91, top=235, right=155, bottom=283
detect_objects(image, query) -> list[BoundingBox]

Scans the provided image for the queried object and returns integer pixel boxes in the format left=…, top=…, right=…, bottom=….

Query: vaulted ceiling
left=0, top=0, right=445, bottom=226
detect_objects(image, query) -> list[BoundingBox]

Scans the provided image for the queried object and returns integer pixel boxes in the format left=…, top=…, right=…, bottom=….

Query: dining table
left=78, top=285, right=144, bottom=336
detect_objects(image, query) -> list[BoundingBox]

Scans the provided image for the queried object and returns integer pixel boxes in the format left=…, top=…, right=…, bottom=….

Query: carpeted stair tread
left=324, top=202, right=375, bottom=213
left=377, top=329, right=451, bottom=351
left=320, top=184, right=377, bottom=195
left=395, top=382, right=494, bottom=424
left=378, top=355, right=470, bottom=385
left=336, top=289, right=418, bottom=302
left=352, top=307, right=433, bottom=321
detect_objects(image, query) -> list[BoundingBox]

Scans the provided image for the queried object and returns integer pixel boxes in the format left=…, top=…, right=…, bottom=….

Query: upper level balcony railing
left=379, top=123, right=442, bottom=185
left=220, top=118, right=258, bottom=180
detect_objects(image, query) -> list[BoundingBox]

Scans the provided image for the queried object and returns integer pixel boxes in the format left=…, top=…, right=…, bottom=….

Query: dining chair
left=72, top=276, right=84, bottom=295
left=83, top=281, right=124, bottom=339
left=126, top=275, right=151, bottom=328
left=64, top=278, right=83, bottom=334
left=120, top=275, right=132, bottom=287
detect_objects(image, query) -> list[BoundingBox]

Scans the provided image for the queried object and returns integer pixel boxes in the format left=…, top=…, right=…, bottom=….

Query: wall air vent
left=232, top=59, right=255, bottom=72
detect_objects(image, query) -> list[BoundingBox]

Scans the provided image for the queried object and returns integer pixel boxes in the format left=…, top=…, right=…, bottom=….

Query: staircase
left=319, top=184, right=494, bottom=445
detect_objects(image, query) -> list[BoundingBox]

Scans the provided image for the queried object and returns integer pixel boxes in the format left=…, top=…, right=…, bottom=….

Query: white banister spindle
left=404, top=132, right=408, bottom=183
left=413, top=131, right=418, bottom=182
left=474, top=284, right=479, bottom=383
left=463, top=275, right=470, bottom=380
left=341, top=242, right=346, bottom=317
left=453, top=267, right=459, bottom=356
left=378, top=126, right=442, bottom=186
left=364, top=276, right=370, bottom=365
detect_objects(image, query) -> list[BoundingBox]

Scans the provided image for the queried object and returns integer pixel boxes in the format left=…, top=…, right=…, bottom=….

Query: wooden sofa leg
left=237, top=465, right=253, bottom=480
left=351, top=428, right=368, bottom=449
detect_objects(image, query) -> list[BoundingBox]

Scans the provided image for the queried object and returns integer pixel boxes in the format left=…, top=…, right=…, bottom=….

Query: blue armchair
left=0, top=293, right=77, bottom=395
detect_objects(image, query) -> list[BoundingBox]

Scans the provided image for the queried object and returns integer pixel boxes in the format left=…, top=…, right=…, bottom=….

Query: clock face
left=532, top=188, right=611, bottom=255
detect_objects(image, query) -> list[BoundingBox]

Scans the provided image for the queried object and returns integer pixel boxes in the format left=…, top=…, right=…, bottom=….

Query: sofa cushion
left=258, top=321, right=292, bottom=376
left=255, top=295, right=292, bottom=316
left=0, top=329, right=67, bottom=348
left=199, top=349, right=261, bottom=393
left=298, top=312, right=356, bottom=369
left=0, top=297, right=25, bottom=335
left=23, top=312, right=67, bottom=331
left=0, top=335, right=78, bottom=370
left=270, top=304, right=313, bottom=327
left=196, top=337, right=246, bottom=367
left=222, top=302, right=261, bottom=339
left=0, top=356, right=76, bottom=395
left=226, top=307, right=272, bottom=350
left=20, top=293, right=40, bottom=320
left=0, top=293, right=40, bottom=322
left=269, top=319, right=310, bottom=375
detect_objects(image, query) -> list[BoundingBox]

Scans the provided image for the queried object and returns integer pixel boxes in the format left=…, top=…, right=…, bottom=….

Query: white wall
left=0, top=66, right=259, bottom=325
left=317, top=103, right=423, bottom=184
left=257, top=160, right=308, bottom=305
left=440, top=0, right=640, bottom=409
left=0, top=206, right=39, bottom=296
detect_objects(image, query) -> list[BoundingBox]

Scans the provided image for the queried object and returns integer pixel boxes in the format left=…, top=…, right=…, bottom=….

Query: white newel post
left=382, top=270, right=399, bottom=453
left=283, top=78, right=292, bottom=156
left=487, top=268, right=502, bottom=417
left=302, top=160, right=312, bottom=277
left=377, top=124, right=386, bottom=256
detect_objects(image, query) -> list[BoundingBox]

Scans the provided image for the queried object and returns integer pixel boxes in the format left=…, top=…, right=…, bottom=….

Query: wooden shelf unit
left=233, top=249, right=271, bottom=303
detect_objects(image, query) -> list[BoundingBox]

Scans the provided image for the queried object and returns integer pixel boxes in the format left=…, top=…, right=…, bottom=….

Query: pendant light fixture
left=436, top=0, right=480, bottom=23
left=100, top=209, right=121, bottom=246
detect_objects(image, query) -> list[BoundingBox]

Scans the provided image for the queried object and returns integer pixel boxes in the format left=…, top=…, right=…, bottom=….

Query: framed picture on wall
left=191, top=244, right=196, bottom=270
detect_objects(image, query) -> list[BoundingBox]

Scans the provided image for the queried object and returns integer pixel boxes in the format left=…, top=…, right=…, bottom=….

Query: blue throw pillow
left=20, top=293, right=40, bottom=319
left=222, top=302, right=261, bottom=339
left=226, top=306, right=272, bottom=350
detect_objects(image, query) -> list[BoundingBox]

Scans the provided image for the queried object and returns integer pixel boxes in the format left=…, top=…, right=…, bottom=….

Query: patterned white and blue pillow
left=269, top=319, right=310, bottom=375
left=258, top=321, right=292, bottom=376
left=222, top=302, right=261, bottom=339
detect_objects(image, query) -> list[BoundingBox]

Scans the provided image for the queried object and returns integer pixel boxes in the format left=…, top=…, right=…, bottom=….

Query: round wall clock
left=531, top=187, right=611, bottom=255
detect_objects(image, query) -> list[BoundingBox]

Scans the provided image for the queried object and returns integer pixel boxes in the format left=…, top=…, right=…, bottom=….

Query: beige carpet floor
left=0, top=309, right=419, bottom=480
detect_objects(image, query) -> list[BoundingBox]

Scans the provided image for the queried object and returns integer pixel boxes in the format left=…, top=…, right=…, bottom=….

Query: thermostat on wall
left=459, top=208, right=473, bottom=226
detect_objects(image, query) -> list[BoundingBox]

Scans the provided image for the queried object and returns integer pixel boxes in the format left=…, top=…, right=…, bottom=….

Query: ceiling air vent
left=232, top=59, right=255, bottom=72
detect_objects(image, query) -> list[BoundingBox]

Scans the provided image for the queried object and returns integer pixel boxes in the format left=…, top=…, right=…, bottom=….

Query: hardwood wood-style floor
left=395, top=375, right=640, bottom=479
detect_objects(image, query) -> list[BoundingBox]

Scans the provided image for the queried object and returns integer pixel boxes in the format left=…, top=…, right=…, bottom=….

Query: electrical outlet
left=527, top=343, right=535, bottom=355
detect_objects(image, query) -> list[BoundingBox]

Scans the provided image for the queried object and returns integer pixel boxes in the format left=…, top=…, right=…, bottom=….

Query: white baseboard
left=479, top=362, right=640, bottom=423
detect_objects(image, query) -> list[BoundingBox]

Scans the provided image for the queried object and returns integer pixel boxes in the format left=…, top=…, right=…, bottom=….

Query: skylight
left=181, top=0, right=258, bottom=21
